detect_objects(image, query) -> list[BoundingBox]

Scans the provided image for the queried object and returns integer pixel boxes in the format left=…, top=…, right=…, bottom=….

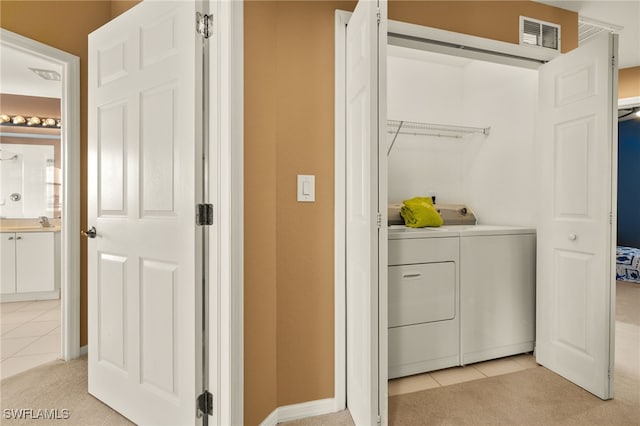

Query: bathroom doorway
left=0, top=29, right=80, bottom=378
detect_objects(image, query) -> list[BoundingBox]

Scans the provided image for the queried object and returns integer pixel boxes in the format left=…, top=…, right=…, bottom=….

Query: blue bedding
left=616, top=246, right=640, bottom=283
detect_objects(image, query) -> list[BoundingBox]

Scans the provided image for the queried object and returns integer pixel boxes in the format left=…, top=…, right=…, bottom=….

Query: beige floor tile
left=1, top=322, right=21, bottom=335
left=430, top=365, right=485, bottom=386
left=1, top=336, right=40, bottom=359
left=0, top=352, right=59, bottom=380
left=14, top=299, right=60, bottom=312
left=472, top=357, right=528, bottom=377
left=389, top=373, right=441, bottom=396
left=511, top=353, right=539, bottom=369
left=14, top=334, right=61, bottom=356
left=0, top=302, right=35, bottom=314
left=2, top=320, right=59, bottom=339
left=31, top=309, right=61, bottom=322
left=1, top=310, right=47, bottom=325
left=47, top=326, right=61, bottom=336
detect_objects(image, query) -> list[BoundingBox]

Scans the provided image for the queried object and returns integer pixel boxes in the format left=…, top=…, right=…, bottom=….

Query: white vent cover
left=578, top=16, right=623, bottom=45
left=519, top=16, right=561, bottom=51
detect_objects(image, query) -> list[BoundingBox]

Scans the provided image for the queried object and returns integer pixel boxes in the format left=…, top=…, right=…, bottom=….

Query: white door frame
left=0, top=29, right=81, bottom=361
left=335, top=13, right=617, bottom=420
left=211, top=1, right=244, bottom=424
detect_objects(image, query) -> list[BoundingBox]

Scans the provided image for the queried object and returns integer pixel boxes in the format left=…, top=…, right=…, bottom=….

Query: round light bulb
left=27, top=116, right=42, bottom=126
left=12, top=115, right=26, bottom=124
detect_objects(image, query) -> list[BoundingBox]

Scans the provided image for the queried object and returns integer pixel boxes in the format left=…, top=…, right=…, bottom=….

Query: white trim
left=618, top=96, right=640, bottom=108
left=259, top=398, right=339, bottom=426
left=333, top=9, right=351, bottom=414
left=0, top=29, right=81, bottom=362
left=213, top=0, right=244, bottom=425
left=388, top=19, right=559, bottom=69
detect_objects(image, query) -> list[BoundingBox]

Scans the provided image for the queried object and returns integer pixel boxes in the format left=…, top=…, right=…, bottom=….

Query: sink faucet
left=38, top=216, right=50, bottom=227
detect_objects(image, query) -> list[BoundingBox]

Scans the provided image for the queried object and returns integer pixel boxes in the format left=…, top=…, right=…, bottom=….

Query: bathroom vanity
left=1, top=227, right=60, bottom=302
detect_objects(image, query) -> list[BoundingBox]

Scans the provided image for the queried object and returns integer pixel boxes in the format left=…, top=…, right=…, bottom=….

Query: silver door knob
left=82, top=226, right=97, bottom=239
left=568, top=233, right=577, bottom=241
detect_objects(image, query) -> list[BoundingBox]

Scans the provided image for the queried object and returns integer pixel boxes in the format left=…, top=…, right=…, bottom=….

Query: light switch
left=297, top=175, right=315, bottom=202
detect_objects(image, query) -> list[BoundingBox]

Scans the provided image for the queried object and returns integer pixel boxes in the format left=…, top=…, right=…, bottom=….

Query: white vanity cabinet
left=1, top=231, right=60, bottom=301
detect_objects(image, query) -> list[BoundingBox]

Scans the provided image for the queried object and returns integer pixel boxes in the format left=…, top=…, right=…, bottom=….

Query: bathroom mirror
left=0, top=142, right=59, bottom=218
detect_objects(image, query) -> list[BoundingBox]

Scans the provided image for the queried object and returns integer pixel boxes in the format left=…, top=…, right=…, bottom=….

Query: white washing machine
left=455, top=225, right=536, bottom=365
left=387, top=205, right=536, bottom=378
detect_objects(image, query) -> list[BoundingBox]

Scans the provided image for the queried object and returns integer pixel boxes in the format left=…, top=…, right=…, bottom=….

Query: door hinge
left=197, top=203, right=214, bottom=226
left=609, top=211, right=613, bottom=224
left=377, top=415, right=382, bottom=426
left=197, top=390, right=213, bottom=417
left=376, top=212, right=382, bottom=229
left=197, top=13, right=213, bottom=39
left=376, top=7, right=381, bottom=25
left=611, top=55, right=616, bottom=68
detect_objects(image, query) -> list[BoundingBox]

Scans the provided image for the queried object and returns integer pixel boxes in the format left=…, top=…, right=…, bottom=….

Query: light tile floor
left=1, top=299, right=61, bottom=379
left=389, top=353, right=539, bottom=396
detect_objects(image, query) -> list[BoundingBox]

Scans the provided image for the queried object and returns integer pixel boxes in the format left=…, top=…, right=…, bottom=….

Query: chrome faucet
left=38, top=216, right=51, bottom=227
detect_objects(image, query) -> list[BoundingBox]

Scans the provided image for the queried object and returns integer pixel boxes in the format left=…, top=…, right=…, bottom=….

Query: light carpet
left=0, top=356, right=133, bottom=425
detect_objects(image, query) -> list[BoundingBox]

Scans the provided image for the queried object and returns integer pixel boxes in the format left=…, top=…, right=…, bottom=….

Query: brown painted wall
left=619, top=66, right=640, bottom=99
left=243, top=1, right=578, bottom=424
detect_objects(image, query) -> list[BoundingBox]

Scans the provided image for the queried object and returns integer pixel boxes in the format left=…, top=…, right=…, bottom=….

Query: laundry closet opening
left=338, top=8, right=617, bottom=422
left=385, top=34, right=541, bottom=391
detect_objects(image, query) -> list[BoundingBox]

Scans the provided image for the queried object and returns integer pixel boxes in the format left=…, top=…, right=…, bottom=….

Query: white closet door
left=536, top=33, right=617, bottom=400
left=87, top=1, right=205, bottom=424
left=345, top=0, right=387, bottom=425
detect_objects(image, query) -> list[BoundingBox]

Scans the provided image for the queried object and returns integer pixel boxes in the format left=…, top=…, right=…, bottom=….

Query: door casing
left=335, top=12, right=617, bottom=423
left=0, top=28, right=81, bottom=362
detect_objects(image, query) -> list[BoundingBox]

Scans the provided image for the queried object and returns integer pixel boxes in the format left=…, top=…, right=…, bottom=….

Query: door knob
left=82, top=226, right=97, bottom=239
left=568, top=233, right=577, bottom=241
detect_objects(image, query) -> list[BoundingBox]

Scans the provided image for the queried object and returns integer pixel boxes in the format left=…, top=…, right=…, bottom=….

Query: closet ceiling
left=536, top=0, right=640, bottom=68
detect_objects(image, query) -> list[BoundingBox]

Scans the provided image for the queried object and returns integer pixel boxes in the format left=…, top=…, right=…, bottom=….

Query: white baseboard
left=79, top=345, right=88, bottom=356
left=260, top=398, right=340, bottom=426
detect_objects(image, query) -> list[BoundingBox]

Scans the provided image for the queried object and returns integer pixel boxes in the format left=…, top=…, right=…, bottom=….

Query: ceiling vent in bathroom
left=29, top=67, right=61, bottom=81
left=519, top=16, right=561, bottom=51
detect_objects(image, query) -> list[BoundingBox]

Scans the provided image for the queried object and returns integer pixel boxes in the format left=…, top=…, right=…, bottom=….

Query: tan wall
left=244, top=1, right=578, bottom=424
left=619, top=66, right=640, bottom=99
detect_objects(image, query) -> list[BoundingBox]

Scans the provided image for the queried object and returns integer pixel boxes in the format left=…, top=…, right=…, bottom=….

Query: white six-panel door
left=345, top=1, right=387, bottom=425
left=88, top=1, right=204, bottom=424
left=536, top=33, right=617, bottom=400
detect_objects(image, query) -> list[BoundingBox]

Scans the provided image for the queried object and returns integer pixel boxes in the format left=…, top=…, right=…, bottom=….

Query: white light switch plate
left=297, top=175, right=315, bottom=202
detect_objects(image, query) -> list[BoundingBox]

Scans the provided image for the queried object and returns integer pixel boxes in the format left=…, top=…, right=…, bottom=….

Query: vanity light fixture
left=0, top=114, right=61, bottom=128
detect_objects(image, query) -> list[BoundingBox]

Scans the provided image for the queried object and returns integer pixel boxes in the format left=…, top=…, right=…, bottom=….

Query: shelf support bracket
left=387, top=120, right=403, bottom=156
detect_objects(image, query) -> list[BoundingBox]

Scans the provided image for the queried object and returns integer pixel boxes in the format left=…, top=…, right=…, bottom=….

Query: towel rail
left=387, top=120, right=491, bottom=155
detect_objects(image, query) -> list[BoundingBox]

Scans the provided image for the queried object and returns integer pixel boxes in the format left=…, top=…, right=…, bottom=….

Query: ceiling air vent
left=519, top=16, right=561, bottom=51
left=578, top=16, right=623, bottom=46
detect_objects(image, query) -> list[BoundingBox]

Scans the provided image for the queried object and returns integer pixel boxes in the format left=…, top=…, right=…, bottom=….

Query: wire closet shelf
left=387, top=120, right=491, bottom=155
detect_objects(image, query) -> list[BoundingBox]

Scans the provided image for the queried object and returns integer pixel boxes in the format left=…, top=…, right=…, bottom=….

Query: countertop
left=0, top=225, right=61, bottom=233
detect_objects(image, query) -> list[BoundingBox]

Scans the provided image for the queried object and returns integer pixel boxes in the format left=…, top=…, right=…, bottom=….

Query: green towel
left=400, top=197, right=443, bottom=228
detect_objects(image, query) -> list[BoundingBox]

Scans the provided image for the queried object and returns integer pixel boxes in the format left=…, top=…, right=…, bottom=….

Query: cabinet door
left=1, top=233, right=16, bottom=294
left=16, top=232, right=54, bottom=293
